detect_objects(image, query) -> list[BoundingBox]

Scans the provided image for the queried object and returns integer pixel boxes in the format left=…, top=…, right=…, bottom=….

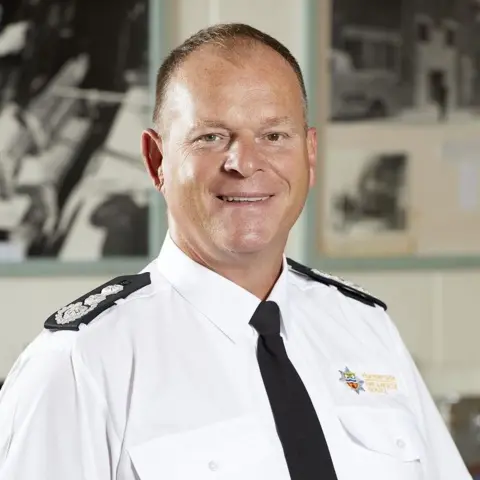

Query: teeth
left=221, top=196, right=269, bottom=202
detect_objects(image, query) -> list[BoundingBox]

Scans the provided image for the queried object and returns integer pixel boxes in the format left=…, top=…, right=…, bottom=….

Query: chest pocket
left=335, top=406, right=425, bottom=480
left=128, top=415, right=288, bottom=480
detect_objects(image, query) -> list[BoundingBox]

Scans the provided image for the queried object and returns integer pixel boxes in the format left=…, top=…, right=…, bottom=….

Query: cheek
left=278, top=151, right=311, bottom=189
left=163, top=154, right=209, bottom=201
left=176, top=159, right=197, bottom=185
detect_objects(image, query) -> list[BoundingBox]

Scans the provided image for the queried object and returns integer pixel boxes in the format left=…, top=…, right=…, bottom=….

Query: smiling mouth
left=217, top=195, right=272, bottom=203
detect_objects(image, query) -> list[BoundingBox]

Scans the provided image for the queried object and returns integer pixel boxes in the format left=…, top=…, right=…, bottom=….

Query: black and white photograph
left=0, top=0, right=151, bottom=262
left=319, top=143, right=416, bottom=258
left=320, top=123, right=480, bottom=258
left=330, top=0, right=480, bottom=124
left=330, top=151, right=408, bottom=235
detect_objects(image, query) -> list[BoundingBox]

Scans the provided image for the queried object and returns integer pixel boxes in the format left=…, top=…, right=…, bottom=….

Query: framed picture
left=305, top=0, right=480, bottom=270
left=319, top=126, right=416, bottom=258
left=316, top=124, right=480, bottom=266
left=0, top=0, right=167, bottom=275
left=329, top=0, right=480, bottom=126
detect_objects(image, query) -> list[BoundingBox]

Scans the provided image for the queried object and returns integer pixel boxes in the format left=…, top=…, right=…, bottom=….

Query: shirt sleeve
left=382, top=310, right=473, bottom=480
left=0, top=337, right=121, bottom=480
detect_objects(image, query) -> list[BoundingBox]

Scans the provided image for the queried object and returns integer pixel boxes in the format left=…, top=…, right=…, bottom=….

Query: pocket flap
left=336, top=407, right=423, bottom=462
left=128, top=415, right=274, bottom=479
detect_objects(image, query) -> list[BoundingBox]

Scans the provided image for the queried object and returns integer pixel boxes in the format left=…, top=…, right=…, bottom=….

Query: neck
left=170, top=231, right=285, bottom=300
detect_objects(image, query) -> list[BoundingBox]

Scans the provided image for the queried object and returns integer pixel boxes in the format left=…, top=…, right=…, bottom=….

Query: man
left=0, top=23, right=471, bottom=480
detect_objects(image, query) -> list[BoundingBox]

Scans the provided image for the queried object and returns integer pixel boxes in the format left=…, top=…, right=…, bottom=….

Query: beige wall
left=1, top=0, right=479, bottom=401
left=1, top=277, right=109, bottom=379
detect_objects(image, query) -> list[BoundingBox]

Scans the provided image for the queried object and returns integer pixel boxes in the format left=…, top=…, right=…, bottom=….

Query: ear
left=306, top=127, right=317, bottom=188
left=141, top=128, right=164, bottom=192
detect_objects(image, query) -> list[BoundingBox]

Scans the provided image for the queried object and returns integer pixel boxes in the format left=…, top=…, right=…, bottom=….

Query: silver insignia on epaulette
left=55, top=302, right=94, bottom=325
left=55, top=284, right=124, bottom=325
left=84, top=294, right=107, bottom=306
left=102, top=284, right=124, bottom=296
left=311, top=268, right=372, bottom=297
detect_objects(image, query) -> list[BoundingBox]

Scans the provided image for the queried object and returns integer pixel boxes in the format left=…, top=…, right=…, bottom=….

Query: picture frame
left=305, top=0, right=480, bottom=272
left=0, top=0, right=169, bottom=277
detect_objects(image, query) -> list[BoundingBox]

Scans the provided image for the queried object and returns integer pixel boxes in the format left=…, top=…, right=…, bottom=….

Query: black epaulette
left=287, top=258, right=387, bottom=310
left=44, top=272, right=151, bottom=331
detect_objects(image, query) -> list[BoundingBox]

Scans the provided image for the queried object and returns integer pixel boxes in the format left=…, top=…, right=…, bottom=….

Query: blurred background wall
left=0, top=0, right=480, bottom=472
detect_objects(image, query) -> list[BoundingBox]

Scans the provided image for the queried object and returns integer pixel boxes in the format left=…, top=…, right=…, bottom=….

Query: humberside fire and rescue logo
left=339, top=367, right=365, bottom=394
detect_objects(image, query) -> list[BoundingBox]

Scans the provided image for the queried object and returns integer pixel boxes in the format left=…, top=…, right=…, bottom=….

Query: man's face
left=144, top=43, right=317, bottom=258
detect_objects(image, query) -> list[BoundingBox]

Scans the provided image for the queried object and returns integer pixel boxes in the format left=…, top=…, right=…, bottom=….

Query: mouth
left=216, top=195, right=273, bottom=204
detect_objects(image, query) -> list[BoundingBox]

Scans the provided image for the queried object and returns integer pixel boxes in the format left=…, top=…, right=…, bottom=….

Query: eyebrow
left=190, top=116, right=294, bottom=131
left=259, top=116, right=293, bottom=128
left=191, top=120, right=229, bottom=130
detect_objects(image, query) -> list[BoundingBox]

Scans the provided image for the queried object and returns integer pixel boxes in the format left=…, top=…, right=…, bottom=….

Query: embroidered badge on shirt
left=339, top=367, right=365, bottom=394
left=339, top=367, right=399, bottom=395
left=361, top=373, right=398, bottom=394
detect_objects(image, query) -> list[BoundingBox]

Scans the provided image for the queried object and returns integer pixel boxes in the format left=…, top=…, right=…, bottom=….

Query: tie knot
left=249, top=301, right=281, bottom=336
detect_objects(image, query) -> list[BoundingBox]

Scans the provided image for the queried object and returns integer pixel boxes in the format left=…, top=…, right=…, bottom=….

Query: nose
left=223, top=137, right=263, bottom=178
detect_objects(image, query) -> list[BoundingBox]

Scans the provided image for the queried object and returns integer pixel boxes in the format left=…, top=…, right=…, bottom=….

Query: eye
left=197, top=133, right=221, bottom=143
left=265, top=132, right=286, bottom=142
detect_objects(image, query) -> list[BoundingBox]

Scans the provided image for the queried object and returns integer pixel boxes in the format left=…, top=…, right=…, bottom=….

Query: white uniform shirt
left=0, top=234, right=472, bottom=480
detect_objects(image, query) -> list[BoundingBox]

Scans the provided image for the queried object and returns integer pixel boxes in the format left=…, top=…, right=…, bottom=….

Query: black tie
left=250, top=301, right=338, bottom=479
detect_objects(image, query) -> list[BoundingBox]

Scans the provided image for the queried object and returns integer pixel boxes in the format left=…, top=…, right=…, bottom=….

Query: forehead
left=163, top=43, right=304, bottom=125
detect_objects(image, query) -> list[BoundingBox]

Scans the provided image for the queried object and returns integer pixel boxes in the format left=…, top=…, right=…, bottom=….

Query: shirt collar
left=155, top=233, right=290, bottom=343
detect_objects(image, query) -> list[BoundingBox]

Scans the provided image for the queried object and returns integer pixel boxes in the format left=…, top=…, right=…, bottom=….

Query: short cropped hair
left=152, top=23, right=307, bottom=126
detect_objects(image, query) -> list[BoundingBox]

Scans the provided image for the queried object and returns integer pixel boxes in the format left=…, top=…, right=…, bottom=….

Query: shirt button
left=208, top=460, right=219, bottom=471
left=396, top=438, right=406, bottom=449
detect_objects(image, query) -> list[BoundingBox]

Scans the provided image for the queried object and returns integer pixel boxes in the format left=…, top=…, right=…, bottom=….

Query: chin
left=217, top=229, right=281, bottom=255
